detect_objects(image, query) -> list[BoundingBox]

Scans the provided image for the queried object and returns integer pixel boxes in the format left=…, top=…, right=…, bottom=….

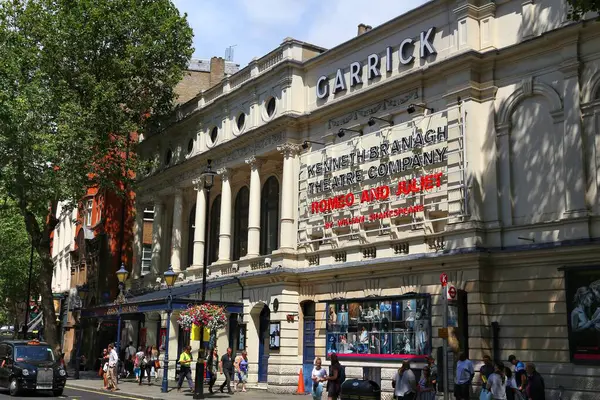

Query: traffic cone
left=296, top=367, right=305, bottom=394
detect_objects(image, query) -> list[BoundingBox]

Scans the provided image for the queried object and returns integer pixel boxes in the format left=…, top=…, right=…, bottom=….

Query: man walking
left=107, top=343, right=119, bottom=392
left=176, top=346, right=194, bottom=392
left=219, top=347, right=234, bottom=394
left=508, top=354, right=527, bottom=391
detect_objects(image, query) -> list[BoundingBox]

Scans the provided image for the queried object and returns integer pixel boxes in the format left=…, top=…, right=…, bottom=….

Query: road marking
left=66, top=386, right=146, bottom=399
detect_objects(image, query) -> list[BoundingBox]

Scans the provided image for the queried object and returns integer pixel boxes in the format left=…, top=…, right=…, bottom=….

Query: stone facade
left=130, top=1, right=600, bottom=398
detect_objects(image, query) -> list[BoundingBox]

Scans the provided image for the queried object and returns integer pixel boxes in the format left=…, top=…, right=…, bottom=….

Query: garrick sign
left=316, top=27, right=437, bottom=99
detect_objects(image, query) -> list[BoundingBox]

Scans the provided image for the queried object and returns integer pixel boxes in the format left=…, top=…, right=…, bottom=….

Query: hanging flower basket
left=177, top=303, right=228, bottom=331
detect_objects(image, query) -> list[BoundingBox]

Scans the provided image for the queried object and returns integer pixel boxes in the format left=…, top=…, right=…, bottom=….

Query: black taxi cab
left=0, top=339, right=67, bottom=396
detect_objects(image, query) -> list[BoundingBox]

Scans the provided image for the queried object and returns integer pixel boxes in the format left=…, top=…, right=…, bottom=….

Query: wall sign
left=316, top=27, right=437, bottom=99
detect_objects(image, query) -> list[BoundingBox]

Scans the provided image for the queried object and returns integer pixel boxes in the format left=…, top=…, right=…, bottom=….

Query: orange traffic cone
left=296, top=367, right=305, bottom=394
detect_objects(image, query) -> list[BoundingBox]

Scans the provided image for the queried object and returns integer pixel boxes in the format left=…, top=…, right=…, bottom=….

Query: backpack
left=338, top=365, right=346, bottom=383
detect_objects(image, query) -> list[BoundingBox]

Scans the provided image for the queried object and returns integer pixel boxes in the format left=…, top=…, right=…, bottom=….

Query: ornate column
left=277, top=143, right=301, bottom=250
left=245, top=156, right=262, bottom=257
left=191, top=180, right=207, bottom=269
left=217, top=168, right=232, bottom=263
left=151, top=198, right=163, bottom=275
left=132, top=202, right=144, bottom=279
left=170, top=189, right=184, bottom=272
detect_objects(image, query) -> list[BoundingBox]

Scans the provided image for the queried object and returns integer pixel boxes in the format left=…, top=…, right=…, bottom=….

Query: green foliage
left=0, top=0, right=193, bottom=350
left=0, top=204, right=39, bottom=327
left=567, top=0, right=600, bottom=20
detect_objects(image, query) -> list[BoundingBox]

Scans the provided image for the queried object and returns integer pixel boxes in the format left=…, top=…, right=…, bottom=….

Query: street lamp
left=194, top=160, right=217, bottom=399
left=161, top=265, right=177, bottom=393
left=114, top=263, right=129, bottom=362
left=74, top=284, right=88, bottom=380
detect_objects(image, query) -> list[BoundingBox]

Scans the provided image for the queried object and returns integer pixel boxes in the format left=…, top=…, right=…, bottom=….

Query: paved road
left=0, top=387, right=148, bottom=399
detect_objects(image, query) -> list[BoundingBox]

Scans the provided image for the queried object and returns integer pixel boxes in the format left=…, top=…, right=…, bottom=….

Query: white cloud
left=173, top=0, right=430, bottom=67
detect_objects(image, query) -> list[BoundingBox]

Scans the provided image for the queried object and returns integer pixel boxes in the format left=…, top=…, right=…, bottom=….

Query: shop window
left=325, top=294, right=431, bottom=361
left=141, top=244, right=152, bottom=276
left=260, top=176, right=279, bottom=255
left=208, top=196, right=221, bottom=265
left=233, top=187, right=249, bottom=260
left=84, top=199, right=93, bottom=227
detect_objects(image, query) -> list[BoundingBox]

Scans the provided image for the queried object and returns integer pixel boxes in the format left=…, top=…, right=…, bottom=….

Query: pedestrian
left=208, top=347, right=219, bottom=394
left=325, top=353, right=343, bottom=400
left=219, top=347, right=234, bottom=394
left=417, top=365, right=436, bottom=400
left=504, top=367, right=521, bottom=400
left=125, top=341, right=136, bottom=378
left=233, top=351, right=243, bottom=391
left=106, top=343, right=119, bottom=392
left=480, top=355, right=495, bottom=385
left=454, top=352, right=474, bottom=400
left=144, top=346, right=153, bottom=384
left=237, top=351, right=249, bottom=392
left=525, top=363, right=545, bottom=400
left=177, top=345, right=194, bottom=392
left=138, top=347, right=148, bottom=385
left=486, top=362, right=508, bottom=400
left=392, top=360, right=417, bottom=400
left=311, top=357, right=327, bottom=400
left=152, top=346, right=161, bottom=382
left=508, top=355, right=527, bottom=392
left=426, top=356, right=438, bottom=391
left=100, top=349, right=109, bottom=389
left=134, top=346, right=144, bottom=382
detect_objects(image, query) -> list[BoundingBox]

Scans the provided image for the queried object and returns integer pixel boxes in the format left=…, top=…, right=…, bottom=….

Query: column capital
left=245, top=156, right=263, bottom=169
left=277, top=143, right=301, bottom=157
left=217, top=167, right=231, bottom=180
left=148, top=195, right=164, bottom=206
left=192, top=177, right=206, bottom=191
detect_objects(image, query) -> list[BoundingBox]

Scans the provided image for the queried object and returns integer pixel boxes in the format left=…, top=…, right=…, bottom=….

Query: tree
left=0, top=0, right=193, bottom=353
left=0, top=204, right=40, bottom=329
left=567, top=0, right=600, bottom=19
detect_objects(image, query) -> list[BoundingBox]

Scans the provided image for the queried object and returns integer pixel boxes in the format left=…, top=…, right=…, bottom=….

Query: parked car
left=0, top=339, right=66, bottom=396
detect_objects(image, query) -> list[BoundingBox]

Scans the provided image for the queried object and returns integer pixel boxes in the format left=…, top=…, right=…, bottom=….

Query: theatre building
left=125, top=0, right=600, bottom=397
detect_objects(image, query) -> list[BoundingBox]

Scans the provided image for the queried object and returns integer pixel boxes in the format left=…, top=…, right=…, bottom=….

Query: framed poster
left=564, top=266, right=600, bottom=364
left=238, top=324, right=246, bottom=351
left=324, top=294, right=432, bottom=362
left=269, top=322, right=280, bottom=350
left=159, top=328, right=167, bottom=350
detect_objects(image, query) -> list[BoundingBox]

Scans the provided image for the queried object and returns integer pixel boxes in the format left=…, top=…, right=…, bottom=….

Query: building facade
left=132, top=0, right=600, bottom=398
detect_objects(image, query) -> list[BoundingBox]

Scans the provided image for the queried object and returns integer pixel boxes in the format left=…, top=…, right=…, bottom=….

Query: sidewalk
left=65, top=373, right=308, bottom=400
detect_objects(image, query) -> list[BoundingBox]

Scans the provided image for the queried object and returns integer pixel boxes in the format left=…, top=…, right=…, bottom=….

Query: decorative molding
left=299, top=284, right=315, bottom=298
left=363, top=278, right=382, bottom=297
left=496, top=79, right=563, bottom=132
left=245, top=156, right=263, bottom=169
left=329, top=281, right=346, bottom=298
left=398, top=274, right=422, bottom=295
left=583, top=70, right=600, bottom=104
left=277, top=143, right=301, bottom=157
left=327, top=89, right=418, bottom=129
left=217, top=167, right=230, bottom=180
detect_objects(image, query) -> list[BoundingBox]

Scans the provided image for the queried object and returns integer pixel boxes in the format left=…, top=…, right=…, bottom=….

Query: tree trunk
left=38, top=244, right=60, bottom=354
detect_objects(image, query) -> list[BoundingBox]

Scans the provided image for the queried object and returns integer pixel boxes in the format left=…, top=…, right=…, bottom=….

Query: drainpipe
left=234, top=276, right=244, bottom=309
left=491, top=321, right=500, bottom=363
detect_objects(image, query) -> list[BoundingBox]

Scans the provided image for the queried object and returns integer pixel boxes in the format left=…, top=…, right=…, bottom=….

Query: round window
left=187, top=138, right=194, bottom=154
left=165, top=149, right=172, bottom=166
left=266, top=97, right=276, bottom=118
left=236, top=113, right=246, bottom=131
left=210, top=127, right=218, bottom=144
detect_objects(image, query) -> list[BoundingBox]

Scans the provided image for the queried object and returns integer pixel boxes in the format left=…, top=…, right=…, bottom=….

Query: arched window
left=187, top=205, right=196, bottom=268
left=233, top=187, right=249, bottom=260
left=208, top=196, right=221, bottom=265
left=260, top=176, right=279, bottom=255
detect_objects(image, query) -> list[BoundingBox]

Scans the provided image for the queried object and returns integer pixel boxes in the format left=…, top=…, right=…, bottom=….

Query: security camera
left=337, top=129, right=345, bottom=138
left=302, top=141, right=309, bottom=150
left=407, top=104, right=416, bottom=114
left=367, top=118, right=376, bottom=127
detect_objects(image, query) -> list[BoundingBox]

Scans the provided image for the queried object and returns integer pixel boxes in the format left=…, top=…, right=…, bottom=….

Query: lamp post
left=115, top=263, right=129, bottom=359
left=194, top=160, right=216, bottom=400
left=74, top=284, right=88, bottom=380
left=161, top=265, right=177, bottom=393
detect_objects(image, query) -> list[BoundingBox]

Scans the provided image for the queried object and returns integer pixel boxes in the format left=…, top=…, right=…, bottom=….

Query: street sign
left=440, top=272, right=448, bottom=286
left=447, top=285, right=457, bottom=300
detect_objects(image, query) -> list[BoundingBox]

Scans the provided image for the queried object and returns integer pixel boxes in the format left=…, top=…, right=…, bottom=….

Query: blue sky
left=173, top=0, right=430, bottom=68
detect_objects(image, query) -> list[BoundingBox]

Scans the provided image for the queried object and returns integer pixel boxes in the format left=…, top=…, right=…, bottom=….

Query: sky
left=173, top=0, right=430, bottom=68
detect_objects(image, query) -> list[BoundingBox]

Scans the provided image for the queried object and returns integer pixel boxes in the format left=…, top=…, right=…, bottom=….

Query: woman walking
left=100, top=349, right=109, bottom=389
left=311, top=357, right=328, bottom=400
left=236, top=351, right=249, bottom=392
left=486, top=362, right=508, bottom=400
left=417, top=365, right=436, bottom=400
left=152, top=346, right=161, bottom=382
left=325, top=353, right=342, bottom=400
